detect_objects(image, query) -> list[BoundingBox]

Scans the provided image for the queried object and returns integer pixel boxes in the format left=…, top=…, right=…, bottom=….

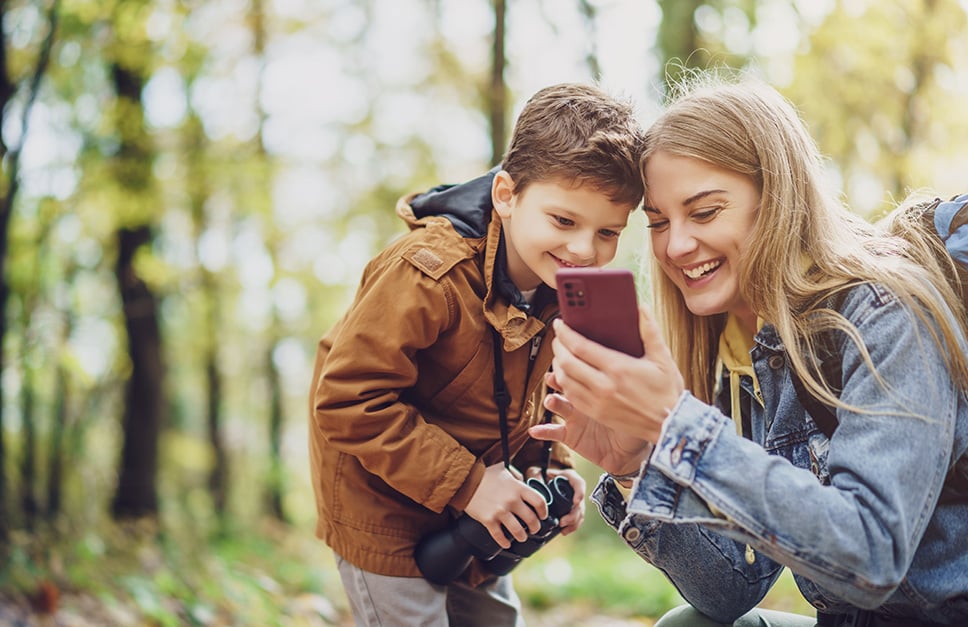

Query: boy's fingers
left=528, top=422, right=565, bottom=442
left=544, top=370, right=562, bottom=392
left=543, top=391, right=568, bottom=413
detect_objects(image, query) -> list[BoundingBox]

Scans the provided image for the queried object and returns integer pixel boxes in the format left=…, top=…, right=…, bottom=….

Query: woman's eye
left=693, top=207, right=723, bottom=222
left=646, top=220, right=669, bottom=232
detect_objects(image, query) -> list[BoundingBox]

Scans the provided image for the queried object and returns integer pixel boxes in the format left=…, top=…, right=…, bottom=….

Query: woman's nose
left=664, top=224, right=698, bottom=260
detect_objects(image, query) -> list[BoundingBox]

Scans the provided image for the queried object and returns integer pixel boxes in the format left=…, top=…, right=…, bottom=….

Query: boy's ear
left=492, top=170, right=515, bottom=219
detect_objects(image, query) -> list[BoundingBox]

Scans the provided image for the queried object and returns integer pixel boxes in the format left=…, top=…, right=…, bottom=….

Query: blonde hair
left=642, top=69, right=968, bottom=410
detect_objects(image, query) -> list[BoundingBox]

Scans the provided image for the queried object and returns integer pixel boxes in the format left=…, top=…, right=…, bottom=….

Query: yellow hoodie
left=715, top=313, right=765, bottom=435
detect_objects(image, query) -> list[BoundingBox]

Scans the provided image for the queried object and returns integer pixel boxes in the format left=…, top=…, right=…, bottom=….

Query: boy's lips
left=553, top=255, right=589, bottom=268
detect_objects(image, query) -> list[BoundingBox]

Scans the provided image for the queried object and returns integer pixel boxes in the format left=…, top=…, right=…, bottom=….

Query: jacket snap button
left=623, top=527, right=641, bottom=543
left=813, top=601, right=827, bottom=610
left=768, top=355, right=785, bottom=369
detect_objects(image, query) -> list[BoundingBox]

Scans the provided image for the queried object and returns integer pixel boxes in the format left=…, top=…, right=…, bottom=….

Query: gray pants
left=656, top=605, right=816, bottom=627
left=336, top=555, right=525, bottom=627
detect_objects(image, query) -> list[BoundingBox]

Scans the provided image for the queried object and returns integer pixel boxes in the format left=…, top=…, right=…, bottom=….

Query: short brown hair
left=501, top=83, right=645, bottom=207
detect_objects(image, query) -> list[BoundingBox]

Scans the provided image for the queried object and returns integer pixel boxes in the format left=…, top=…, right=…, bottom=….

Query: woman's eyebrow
left=644, top=189, right=727, bottom=214
left=683, top=189, right=727, bottom=206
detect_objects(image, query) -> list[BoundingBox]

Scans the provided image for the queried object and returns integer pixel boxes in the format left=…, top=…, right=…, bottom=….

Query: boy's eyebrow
left=555, top=207, right=629, bottom=229
left=643, top=189, right=728, bottom=214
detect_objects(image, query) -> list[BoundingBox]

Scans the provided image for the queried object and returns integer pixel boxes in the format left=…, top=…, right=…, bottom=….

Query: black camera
left=414, top=475, right=574, bottom=585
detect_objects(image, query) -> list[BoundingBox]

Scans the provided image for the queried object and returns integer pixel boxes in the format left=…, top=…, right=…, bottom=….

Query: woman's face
left=643, top=150, right=760, bottom=328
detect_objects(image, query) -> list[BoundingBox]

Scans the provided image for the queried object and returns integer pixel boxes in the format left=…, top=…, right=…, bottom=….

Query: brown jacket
left=309, top=176, right=571, bottom=584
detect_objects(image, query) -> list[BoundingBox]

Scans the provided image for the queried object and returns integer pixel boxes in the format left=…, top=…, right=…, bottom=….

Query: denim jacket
left=592, top=282, right=968, bottom=624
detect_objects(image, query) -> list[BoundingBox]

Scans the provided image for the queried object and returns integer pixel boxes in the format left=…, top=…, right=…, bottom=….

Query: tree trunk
left=46, top=360, right=69, bottom=518
left=266, top=343, right=285, bottom=521
left=110, top=59, right=163, bottom=520
left=0, top=0, right=12, bottom=540
left=206, top=337, right=228, bottom=519
left=656, top=0, right=705, bottom=89
left=0, top=0, right=60, bottom=541
left=577, top=0, right=601, bottom=79
left=489, top=0, right=507, bottom=166
left=112, top=224, right=164, bottom=518
left=183, top=110, right=229, bottom=525
left=18, top=352, right=37, bottom=530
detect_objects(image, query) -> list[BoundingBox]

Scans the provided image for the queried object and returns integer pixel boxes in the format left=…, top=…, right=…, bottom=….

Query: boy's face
left=493, top=171, right=635, bottom=292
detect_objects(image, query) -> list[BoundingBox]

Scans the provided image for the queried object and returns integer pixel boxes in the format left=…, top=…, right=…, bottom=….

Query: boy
left=309, top=83, right=644, bottom=626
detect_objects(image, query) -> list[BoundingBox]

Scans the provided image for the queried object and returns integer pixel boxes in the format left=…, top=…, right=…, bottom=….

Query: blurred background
left=1, top=0, right=967, bottom=624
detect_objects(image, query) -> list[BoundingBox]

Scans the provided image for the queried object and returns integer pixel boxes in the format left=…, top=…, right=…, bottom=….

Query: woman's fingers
left=553, top=318, right=624, bottom=372
left=551, top=333, right=613, bottom=408
left=638, top=304, right=673, bottom=363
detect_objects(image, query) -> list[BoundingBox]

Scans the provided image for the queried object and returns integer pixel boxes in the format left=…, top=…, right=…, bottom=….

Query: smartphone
left=555, top=267, right=644, bottom=357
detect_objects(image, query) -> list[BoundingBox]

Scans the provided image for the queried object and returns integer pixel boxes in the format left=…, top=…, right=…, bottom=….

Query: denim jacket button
left=623, top=527, right=641, bottom=543
left=768, top=355, right=785, bottom=369
left=813, top=600, right=827, bottom=610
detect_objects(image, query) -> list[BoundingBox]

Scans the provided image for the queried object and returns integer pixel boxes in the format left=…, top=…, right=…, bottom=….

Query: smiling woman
left=643, top=152, right=760, bottom=331
left=529, top=70, right=968, bottom=627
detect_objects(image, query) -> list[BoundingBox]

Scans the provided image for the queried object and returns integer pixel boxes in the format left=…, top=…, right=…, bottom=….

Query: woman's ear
left=492, top=170, right=515, bottom=219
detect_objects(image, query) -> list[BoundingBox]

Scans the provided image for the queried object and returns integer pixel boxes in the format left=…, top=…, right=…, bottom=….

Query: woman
left=530, top=71, right=968, bottom=626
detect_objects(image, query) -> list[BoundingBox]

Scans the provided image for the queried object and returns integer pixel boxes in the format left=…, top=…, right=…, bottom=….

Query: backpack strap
left=790, top=339, right=843, bottom=439
left=791, top=291, right=847, bottom=439
left=933, top=193, right=968, bottom=266
left=791, top=364, right=839, bottom=439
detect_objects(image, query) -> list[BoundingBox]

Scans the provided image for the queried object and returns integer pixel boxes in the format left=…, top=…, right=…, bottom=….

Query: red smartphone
left=555, top=267, right=644, bottom=357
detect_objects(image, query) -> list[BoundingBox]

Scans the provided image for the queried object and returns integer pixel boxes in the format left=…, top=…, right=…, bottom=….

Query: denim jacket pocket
left=807, top=433, right=831, bottom=485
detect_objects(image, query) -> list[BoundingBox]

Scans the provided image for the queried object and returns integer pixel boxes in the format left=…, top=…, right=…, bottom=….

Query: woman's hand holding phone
left=531, top=269, right=685, bottom=472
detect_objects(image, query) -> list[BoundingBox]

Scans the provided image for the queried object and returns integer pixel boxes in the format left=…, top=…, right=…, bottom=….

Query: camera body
left=414, top=475, right=575, bottom=585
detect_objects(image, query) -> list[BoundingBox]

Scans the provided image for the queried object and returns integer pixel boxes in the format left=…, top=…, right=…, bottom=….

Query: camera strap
left=491, top=328, right=513, bottom=470
left=491, top=327, right=554, bottom=475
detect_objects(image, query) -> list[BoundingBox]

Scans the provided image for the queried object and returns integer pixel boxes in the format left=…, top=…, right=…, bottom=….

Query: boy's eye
left=553, top=215, right=574, bottom=227
left=598, top=228, right=621, bottom=239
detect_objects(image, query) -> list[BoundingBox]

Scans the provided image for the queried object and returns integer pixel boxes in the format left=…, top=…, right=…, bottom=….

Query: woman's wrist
left=610, top=471, right=638, bottom=489
left=610, top=443, right=654, bottom=487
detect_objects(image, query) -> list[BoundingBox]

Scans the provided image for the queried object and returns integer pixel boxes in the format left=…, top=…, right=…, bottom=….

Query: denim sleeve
left=619, top=286, right=959, bottom=611
left=591, top=472, right=785, bottom=623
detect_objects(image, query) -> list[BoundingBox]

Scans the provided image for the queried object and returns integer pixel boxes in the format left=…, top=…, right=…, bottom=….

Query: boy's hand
left=464, top=463, right=550, bottom=548
left=525, top=467, right=586, bottom=536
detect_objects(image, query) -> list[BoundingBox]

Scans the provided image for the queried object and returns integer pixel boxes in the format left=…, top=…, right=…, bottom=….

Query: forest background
left=1, top=0, right=967, bottom=625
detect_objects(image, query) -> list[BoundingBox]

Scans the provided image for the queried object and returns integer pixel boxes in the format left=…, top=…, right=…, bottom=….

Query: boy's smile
left=492, top=171, right=636, bottom=292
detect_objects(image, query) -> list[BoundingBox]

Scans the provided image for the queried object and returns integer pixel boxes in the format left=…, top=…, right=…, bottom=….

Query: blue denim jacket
left=592, top=283, right=968, bottom=624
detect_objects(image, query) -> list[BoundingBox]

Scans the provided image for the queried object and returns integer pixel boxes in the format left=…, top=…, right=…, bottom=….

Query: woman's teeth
left=684, top=261, right=721, bottom=279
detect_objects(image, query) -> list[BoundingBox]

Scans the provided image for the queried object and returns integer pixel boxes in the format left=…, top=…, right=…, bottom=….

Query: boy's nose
left=566, top=234, right=597, bottom=264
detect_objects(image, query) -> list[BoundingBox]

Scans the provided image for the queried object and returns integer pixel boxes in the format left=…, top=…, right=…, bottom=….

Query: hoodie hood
left=406, top=168, right=499, bottom=238
left=397, top=167, right=553, bottom=320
